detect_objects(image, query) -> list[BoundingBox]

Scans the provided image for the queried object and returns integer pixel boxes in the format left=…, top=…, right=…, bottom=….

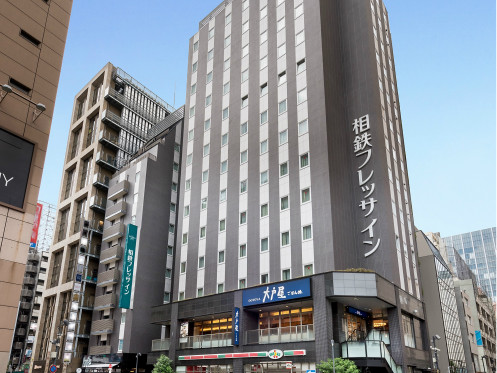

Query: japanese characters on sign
left=119, top=224, right=138, bottom=309
left=242, top=278, right=311, bottom=306
left=352, top=114, right=380, bottom=257
left=233, top=307, right=240, bottom=346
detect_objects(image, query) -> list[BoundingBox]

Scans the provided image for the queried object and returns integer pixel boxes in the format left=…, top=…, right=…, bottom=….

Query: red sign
left=30, top=203, right=43, bottom=245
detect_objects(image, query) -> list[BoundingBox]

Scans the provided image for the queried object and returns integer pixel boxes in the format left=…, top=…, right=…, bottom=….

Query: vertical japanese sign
left=119, top=224, right=138, bottom=309
left=30, top=203, right=43, bottom=249
left=233, top=307, right=240, bottom=346
left=352, top=115, right=380, bottom=257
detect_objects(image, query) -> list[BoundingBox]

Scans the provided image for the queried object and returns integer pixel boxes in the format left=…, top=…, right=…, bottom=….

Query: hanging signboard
left=119, top=224, right=138, bottom=309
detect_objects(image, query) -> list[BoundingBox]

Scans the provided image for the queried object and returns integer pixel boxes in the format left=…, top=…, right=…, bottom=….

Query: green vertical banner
left=119, top=224, right=138, bottom=309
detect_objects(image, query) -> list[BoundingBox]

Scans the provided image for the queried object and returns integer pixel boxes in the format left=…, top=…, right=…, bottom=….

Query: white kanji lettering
left=359, top=197, right=378, bottom=217
left=361, top=218, right=378, bottom=238
left=364, top=238, right=381, bottom=257
left=353, top=132, right=372, bottom=152
left=358, top=169, right=374, bottom=186
left=356, top=149, right=372, bottom=169
left=277, top=286, right=286, bottom=299
left=361, top=183, right=375, bottom=198
left=263, top=287, right=270, bottom=302
left=352, top=115, right=370, bottom=135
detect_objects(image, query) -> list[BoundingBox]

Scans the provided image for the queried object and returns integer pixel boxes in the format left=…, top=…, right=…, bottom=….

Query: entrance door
left=345, top=313, right=366, bottom=341
left=245, top=362, right=304, bottom=373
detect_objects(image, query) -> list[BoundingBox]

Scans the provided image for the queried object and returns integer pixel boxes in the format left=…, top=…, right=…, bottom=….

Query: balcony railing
left=89, top=345, right=111, bottom=355
left=25, top=265, right=37, bottom=274
left=102, top=222, right=125, bottom=243
left=151, top=338, right=170, bottom=351
left=90, top=195, right=107, bottom=213
left=108, top=179, right=129, bottom=201
left=19, top=302, right=31, bottom=310
left=94, top=293, right=117, bottom=311
left=91, top=319, right=114, bottom=335
left=245, top=325, right=314, bottom=345
left=341, top=340, right=402, bottom=373
left=179, top=332, right=233, bottom=349
left=100, top=245, right=123, bottom=264
left=96, top=151, right=120, bottom=172
left=18, top=315, right=29, bottom=323
left=93, top=173, right=110, bottom=190
left=27, top=252, right=40, bottom=263
left=101, top=109, right=149, bottom=141
left=97, top=268, right=120, bottom=287
left=99, top=129, right=119, bottom=151
left=23, top=277, right=35, bottom=286
left=21, top=289, right=33, bottom=298
left=105, top=201, right=127, bottom=221
left=16, top=328, right=27, bottom=336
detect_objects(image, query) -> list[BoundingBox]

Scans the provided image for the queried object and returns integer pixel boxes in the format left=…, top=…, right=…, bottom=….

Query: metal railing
left=179, top=332, right=233, bottom=349
left=102, top=109, right=149, bottom=140
left=245, top=324, right=315, bottom=345
left=151, top=338, right=171, bottom=351
left=341, top=340, right=402, bottom=373
left=94, top=173, right=110, bottom=188
left=91, top=194, right=107, bottom=210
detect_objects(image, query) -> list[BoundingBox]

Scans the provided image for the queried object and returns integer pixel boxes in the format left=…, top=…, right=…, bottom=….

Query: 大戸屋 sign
left=242, top=278, right=311, bottom=307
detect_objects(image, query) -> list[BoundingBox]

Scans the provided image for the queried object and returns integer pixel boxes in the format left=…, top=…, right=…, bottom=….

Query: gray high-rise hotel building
left=149, top=0, right=431, bottom=372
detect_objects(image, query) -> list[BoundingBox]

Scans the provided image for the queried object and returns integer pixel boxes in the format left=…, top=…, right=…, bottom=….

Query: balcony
left=89, top=345, right=112, bottom=355
left=101, top=109, right=148, bottom=142
left=99, top=130, right=119, bottom=151
left=93, top=173, right=110, bottom=190
left=341, top=340, right=402, bottom=373
left=27, top=253, right=40, bottom=263
left=16, top=328, right=27, bottom=336
left=102, top=222, right=125, bottom=243
left=91, top=319, right=114, bottom=335
left=100, top=245, right=123, bottom=264
left=94, top=293, right=117, bottom=311
left=151, top=338, right=170, bottom=352
left=23, top=277, right=35, bottom=286
left=25, top=265, right=37, bottom=274
left=245, top=325, right=315, bottom=345
left=18, top=315, right=29, bottom=323
left=179, top=332, right=233, bottom=349
left=13, top=342, right=23, bottom=350
left=90, top=195, right=107, bottom=214
left=96, top=151, right=119, bottom=172
left=97, top=268, right=120, bottom=287
left=21, top=289, right=33, bottom=298
left=105, top=201, right=127, bottom=221
left=108, top=179, right=129, bottom=201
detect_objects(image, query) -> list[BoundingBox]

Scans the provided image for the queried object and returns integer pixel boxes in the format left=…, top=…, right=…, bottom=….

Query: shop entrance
left=344, top=309, right=390, bottom=343
left=244, top=362, right=315, bottom=373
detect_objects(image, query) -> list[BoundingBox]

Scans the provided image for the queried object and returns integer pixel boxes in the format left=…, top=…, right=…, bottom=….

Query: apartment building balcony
left=90, top=319, right=114, bottom=335
left=99, top=129, right=119, bottom=152
left=96, top=151, right=119, bottom=172
left=27, top=253, right=40, bottom=263
left=108, top=180, right=129, bottom=201
left=94, top=293, right=117, bottom=311
left=105, top=201, right=127, bottom=221
left=21, top=289, right=33, bottom=298
left=25, top=265, right=37, bottom=274
left=179, top=332, right=233, bottom=349
left=97, top=268, right=120, bottom=287
left=100, top=245, right=123, bottom=265
left=20, top=302, right=31, bottom=310
left=18, top=315, right=29, bottom=323
left=101, top=109, right=148, bottom=143
left=89, top=345, right=111, bottom=355
left=23, top=277, right=35, bottom=286
left=93, top=172, right=110, bottom=190
left=90, top=195, right=107, bottom=214
left=102, top=222, right=125, bottom=243
left=245, top=325, right=315, bottom=345
left=16, top=328, right=27, bottom=336
left=88, top=219, right=104, bottom=236
left=151, top=338, right=170, bottom=352
left=13, top=342, right=23, bottom=350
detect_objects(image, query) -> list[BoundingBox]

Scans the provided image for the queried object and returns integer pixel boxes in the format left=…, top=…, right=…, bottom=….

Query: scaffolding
left=36, top=201, right=57, bottom=253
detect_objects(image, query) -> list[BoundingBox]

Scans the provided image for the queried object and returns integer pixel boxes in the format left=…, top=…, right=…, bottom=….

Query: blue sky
left=38, top=0, right=496, bottom=237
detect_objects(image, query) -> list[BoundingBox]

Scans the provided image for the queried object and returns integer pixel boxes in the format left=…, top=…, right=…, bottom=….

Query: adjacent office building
left=0, top=1, right=72, bottom=372
left=148, top=0, right=431, bottom=372
left=32, top=63, right=175, bottom=373
left=442, top=228, right=496, bottom=302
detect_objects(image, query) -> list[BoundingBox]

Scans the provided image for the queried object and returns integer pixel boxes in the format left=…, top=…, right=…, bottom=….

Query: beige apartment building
left=31, top=63, right=173, bottom=373
left=0, top=1, right=72, bottom=372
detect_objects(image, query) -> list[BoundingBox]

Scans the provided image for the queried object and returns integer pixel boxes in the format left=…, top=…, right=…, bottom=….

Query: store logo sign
left=268, top=350, right=283, bottom=360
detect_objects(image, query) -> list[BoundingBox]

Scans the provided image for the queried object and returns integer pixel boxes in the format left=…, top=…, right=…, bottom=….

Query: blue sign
left=119, top=224, right=138, bottom=309
left=233, top=307, right=240, bottom=346
left=29, top=242, right=36, bottom=249
left=346, top=306, right=370, bottom=319
left=242, top=278, right=311, bottom=306
left=475, top=330, right=483, bottom=346
left=49, top=365, right=57, bottom=373
left=75, top=274, right=82, bottom=282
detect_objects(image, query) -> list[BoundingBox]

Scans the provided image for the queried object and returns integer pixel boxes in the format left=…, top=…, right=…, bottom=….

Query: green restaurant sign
left=119, top=224, right=138, bottom=309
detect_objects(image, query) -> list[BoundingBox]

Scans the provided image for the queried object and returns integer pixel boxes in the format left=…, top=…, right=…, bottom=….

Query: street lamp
left=432, top=335, right=441, bottom=372
left=135, top=353, right=141, bottom=373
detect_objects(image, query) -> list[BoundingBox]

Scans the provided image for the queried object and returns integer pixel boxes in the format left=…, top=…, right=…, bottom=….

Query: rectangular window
left=202, top=170, right=209, bottom=182
left=282, top=269, right=291, bottom=280
left=170, top=203, right=176, bottom=213
left=279, top=129, right=288, bottom=145
left=219, top=219, right=226, bottom=232
left=188, top=129, right=194, bottom=141
left=197, top=288, right=204, bottom=297
left=186, top=153, right=193, bottom=165
left=180, top=261, right=186, bottom=273
left=165, top=268, right=172, bottom=279
left=172, top=182, right=178, bottom=191
left=260, top=139, right=268, bottom=154
left=295, top=3, right=304, bottom=18
left=208, top=28, right=215, bottom=39
left=260, top=83, right=268, bottom=97
left=298, top=119, right=308, bottom=134
left=20, top=29, right=41, bottom=46
left=179, top=292, right=185, bottom=300
left=260, top=203, right=268, bottom=217
left=189, top=106, right=195, bottom=117
left=241, top=95, right=249, bottom=108
left=277, top=17, right=285, bottom=31
left=225, top=35, right=231, bottom=48
left=260, top=30, right=268, bottom=44
left=184, top=205, right=190, bottom=217
left=173, top=162, right=179, bottom=172
left=304, top=264, right=313, bottom=276
left=260, top=110, right=268, bottom=124
left=240, top=211, right=247, bottom=224
left=191, top=83, right=196, bottom=95
left=242, top=21, right=249, bottom=34
left=298, top=88, right=307, bottom=103
left=167, top=246, right=173, bottom=256
left=118, top=339, right=124, bottom=351
left=208, top=49, right=214, bottom=60
left=279, top=99, right=287, bottom=114
left=242, top=44, right=249, bottom=57
left=223, top=107, right=229, bottom=120
left=220, top=189, right=227, bottom=202
left=240, top=150, right=248, bottom=164
left=221, top=133, right=229, bottom=146
left=192, top=62, right=198, bottom=72
left=182, top=233, right=188, bottom=244
left=241, top=69, right=249, bottom=82
left=205, top=94, right=212, bottom=107
left=241, top=121, right=248, bottom=135
left=260, top=55, right=268, bottom=69
left=224, top=58, right=230, bottom=70
left=277, top=43, right=286, bottom=58
left=402, top=314, right=416, bottom=348
left=261, top=237, right=269, bottom=252
left=223, top=82, right=230, bottom=95
left=261, top=273, right=269, bottom=284
left=217, top=283, right=224, bottom=293
left=260, top=170, right=268, bottom=185
left=303, top=225, right=312, bottom=240
left=280, top=162, right=288, bottom=176
left=296, top=30, right=305, bottom=45
left=163, top=292, right=170, bottom=303
left=239, top=244, right=247, bottom=258
left=169, top=224, right=175, bottom=234
left=200, top=227, right=206, bottom=239
left=198, top=257, right=205, bottom=269
left=218, top=250, right=225, bottom=263
left=226, top=13, right=231, bottom=24
left=281, top=196, right=289, bottom=210
left=239, top=278, right=246, bottom=289
left=282, top=231, right=290, bottom=246
left=297, top=59, right=306, bottom=73
left=207, top=71, right=213, bottom=83
left=278, top=71, right=287, bottom=84
left=300, top=153, right=309, bottom=168
left=220, top=160, right=228, bottom=173
left=193, top=41, right=198, bottom=51
left=203, top=143, right=210, bottom=156
left=201, top=197, right=208, bottom=210
left=204, top=118, right=211, bottom=131
left=185, top=179, right=191, bottom=191
left=240, top=179, right=247, bottom=193
left=260, top=6, right=267, bottom=18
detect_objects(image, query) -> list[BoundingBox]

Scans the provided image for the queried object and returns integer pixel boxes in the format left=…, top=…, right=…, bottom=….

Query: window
left=193, top=41, right=198, bottom=51
left=297, top=59, right=306, bottom=73
left=298, top=88, right=307, bottom=103
left=279, top=130, right=288, bottom=145
left=242, top=44, right=249, bottom=57
left=241, top=69, right=249, bottom=82
left=239, top=244, right=247, bottom=258
left=300, top=153, right=309, bottom=168
left=184, top=205, right=190, bottom=217
left=277, top=17, right=285, bottom=31
left=295, top=3, right=304, bottom=18
left=186, top=153, right=193, bottom=165
left=188, top=129, right=194, bottom=141
left=198, top=257, right=205, bottom=269
left=165, top=268, right=172, bottom=279
left=225, top=35, right=231, bottom=47
left=221, top=160, right=228, bottom=173
left=239, top=279, right=246, bottom=289
left=172, top=182, right=178, bottom=191
left=282, top=269, right=291, bottom=281
left=207, top=71, right=213, bottom=83
left=260, top=6, right=267, bottom=18
left=220, top=189, right=227, bottom=202
left=174, top=143, right=181, bottom=152
left=224, top=58, right=230, bottom=70
left=200, top=227, right=206, bottom=239
left=182, top=233, right=188, bottom=244
left=296, top=30, right=305, bottom=45
left=279, top=99, right=287, bottom=114
left=208, top=28, right=214, bottom=39
left=303, top=225, right=312, bottom=240
left=280, top=162, right=288, bottom=176
left=221, top=133, right=229, bottom=146
left=223, top=82, right=230, bottom=95
left=185, top=179, right=191, bottom=191
left=302, top=188, right=311, bottom=203
left=223, top=107, right=229, bottom=120
left=260, top=110, right=268, bottom=125
left=260, top=83, right=268, bottom=97
left=304, top=264, right=313, bottom=276
left=217, top=283, right=224, bottom=293
left=260, top=55, right=268, bottom=69
left=167, top=246, right=173, bottom=256
left=278, top=71, right=287, bottom=84
left=205, top=94, right=212, bottom=107
left=298, top=119, right=308, bottom=134
left=281, top=196, right=289, bottom=210
left=170, top=203, right=176, bottom=213
left=197, top=288, right=204, bottom=297
left=402, top=314, right=416, bottom=348
left=203, top=143, right=210, bottom=156
left=201, top=197, right=208, bottom=210
left=240, top=211, right=247, bottom=224
left=260, top=139, right=268, bottom=154
left=240, top=150, right=248, bottom=164
left=181, top=261, right=186, bottom=273
left=225, top=13, right=231, bottom=24
left=241, top=95, right=249, bottom=108
left=242, top=21, right=249, bottom=33
left=218, top=250, right=225, bottom=263
left=260, top=30, right=268, bottom=44
left=202, top=170, right=209, bottom=182
left=208, top=49, right=214, bottom=60
left=277, top=43, right=286, bottom=58
left=163, top=292, right=170, bottom=303
left=189, top=106, right=195, bottom=117
left=20, top=29, right=41, bottom=47
left=179, top=292, right=185, bottom=300
left=118, top=339, right=124, bottom=351
left=191, top=83, right=196, bottom=95
left=261, top=273, right=269, bottom=284
left=240, top=179, right=247, bottom=193
left=261, top=238, right=269, bottom=252
left=241, top=121, right=248, bottom=135
left=260, top=170, right=268, bottom=185
left=260, top=203, right=268, bottom=217
left=192, top=62, right=198, bottom=72
left=282, top=231, right=290, bottom=246
left=242, top=0, right=249, bottom=10
left=169, top=224, right=175, bottom=233
left=204, top=118, right=211, bottom=131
